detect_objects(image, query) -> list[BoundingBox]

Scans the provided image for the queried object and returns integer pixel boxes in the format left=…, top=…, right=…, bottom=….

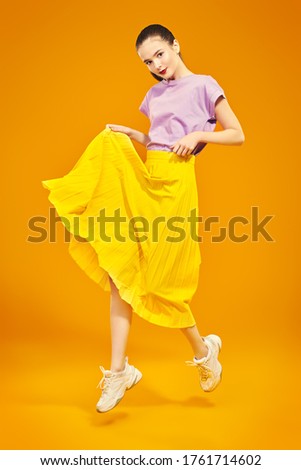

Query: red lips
left=160, top=68, right=167, bottom=75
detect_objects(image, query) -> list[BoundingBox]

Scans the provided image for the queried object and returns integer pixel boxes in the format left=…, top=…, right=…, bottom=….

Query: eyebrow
left=143, top=49, right=163, bottom=63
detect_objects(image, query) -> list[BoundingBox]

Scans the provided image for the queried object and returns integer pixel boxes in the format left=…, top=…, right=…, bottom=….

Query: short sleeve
left=204, top=75, right=226, bottom=118
left=139, top=91, right=150, bottom=118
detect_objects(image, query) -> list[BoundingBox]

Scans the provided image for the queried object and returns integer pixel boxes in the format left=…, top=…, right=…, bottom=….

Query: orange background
left=1, top=0, right=300, bottom=450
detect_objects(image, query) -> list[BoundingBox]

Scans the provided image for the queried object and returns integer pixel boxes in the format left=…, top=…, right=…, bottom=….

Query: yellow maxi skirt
left=41, top=128, right=201, bottom=328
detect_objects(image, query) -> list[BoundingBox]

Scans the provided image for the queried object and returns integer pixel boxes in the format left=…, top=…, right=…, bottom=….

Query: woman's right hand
left=106, top=124, right=132, bottom=137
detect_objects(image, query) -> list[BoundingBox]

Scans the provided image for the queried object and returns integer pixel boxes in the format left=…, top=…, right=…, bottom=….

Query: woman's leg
left=109, top=276, right=133, bottom=372
left=180, top=324, right=209, bottom=359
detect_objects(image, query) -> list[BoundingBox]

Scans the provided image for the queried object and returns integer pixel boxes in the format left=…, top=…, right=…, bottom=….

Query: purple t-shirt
left=139, top=74, right=226, bottom=156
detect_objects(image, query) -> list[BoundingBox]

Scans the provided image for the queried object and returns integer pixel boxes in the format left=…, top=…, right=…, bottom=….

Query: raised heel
left=207, top=334, right=222, bottom=351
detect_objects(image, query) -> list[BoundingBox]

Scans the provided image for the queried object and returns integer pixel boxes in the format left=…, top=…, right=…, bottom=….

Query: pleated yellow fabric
left=41, top=128, right=201, bottom=328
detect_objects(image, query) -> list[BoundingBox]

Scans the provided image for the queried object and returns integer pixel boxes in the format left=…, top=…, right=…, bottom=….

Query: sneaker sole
left=127, top=369, right=143, bottom=390
left=96, top=369, right=142, bottom=413
left=203, top=366, right=222, bottom=392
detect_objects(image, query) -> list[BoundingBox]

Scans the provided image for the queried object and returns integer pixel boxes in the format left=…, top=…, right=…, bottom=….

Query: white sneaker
left=185, top=334, right=222, bottom=392
left=96, top=356, right=142, bottom=413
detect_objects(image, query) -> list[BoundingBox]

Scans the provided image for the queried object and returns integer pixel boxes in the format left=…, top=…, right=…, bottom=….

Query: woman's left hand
left=170, top=132, right=203, bottom=156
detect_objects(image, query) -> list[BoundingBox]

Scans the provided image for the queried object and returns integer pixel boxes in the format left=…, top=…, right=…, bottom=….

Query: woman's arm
left=170, top=96, right=245, bottom=156
left=128, top=128, right=151, bottom=147
left=197, top=97, right=245, bottom=145
left=170, top=97, right=245, bottom=156
left=106, top=124, right=150, bottom=147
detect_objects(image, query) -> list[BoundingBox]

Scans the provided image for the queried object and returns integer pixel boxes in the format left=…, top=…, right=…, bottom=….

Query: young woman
left=42, top=24, right=245, bottom=413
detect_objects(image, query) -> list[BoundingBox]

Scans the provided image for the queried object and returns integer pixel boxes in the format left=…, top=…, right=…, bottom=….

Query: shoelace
left=185, top=360, right=213, bottom=381
left=96, top=366, right=114, bottom=395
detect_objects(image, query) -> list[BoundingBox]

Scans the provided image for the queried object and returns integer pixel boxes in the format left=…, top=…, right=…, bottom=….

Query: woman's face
left=137, top=36, right=180, bottom=80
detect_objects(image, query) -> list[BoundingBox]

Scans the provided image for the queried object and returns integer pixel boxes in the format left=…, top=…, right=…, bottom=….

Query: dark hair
left=135, top=24, right=184, bottom=82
